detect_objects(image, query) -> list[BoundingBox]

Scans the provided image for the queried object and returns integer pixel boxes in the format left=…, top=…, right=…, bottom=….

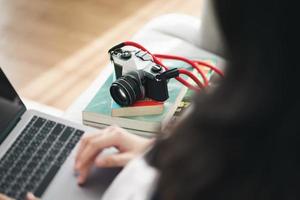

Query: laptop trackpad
left=84, top=166, right=122, bottom=190
left=42, top=150, right=122, bottom=200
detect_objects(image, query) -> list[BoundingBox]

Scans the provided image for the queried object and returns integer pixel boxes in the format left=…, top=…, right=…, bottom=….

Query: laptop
left=0, top=68, right=120, bottom=200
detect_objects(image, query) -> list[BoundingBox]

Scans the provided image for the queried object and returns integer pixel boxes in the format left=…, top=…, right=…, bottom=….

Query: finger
left=75, top=132, right=101, bottom=164
left=0, top=194, right=13, bottom=200
left=75, top=130, right=120, bottom=182
left=75, top=129, right=119, bottom=184
left=75, top=139, right=103, bottom=170
left=75, top=126, right=116, bottom=166
left=76, top=161, right=92, bottom=185
left=75, top=130, right=122, bottom=169
left=95, top=152, right=134, bottom=168
left=26, top=193, right=40, bottom=200
left=75, top=132, right=105, bottom=170
left=75, top=142, right=101, bottom=184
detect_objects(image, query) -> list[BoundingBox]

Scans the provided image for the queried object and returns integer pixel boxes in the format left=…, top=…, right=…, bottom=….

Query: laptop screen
left=0, top=68, right=26, bottom=144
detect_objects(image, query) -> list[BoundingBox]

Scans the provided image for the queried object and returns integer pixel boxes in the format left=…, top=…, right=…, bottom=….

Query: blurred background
left=0, top=0, right=202, bottom=110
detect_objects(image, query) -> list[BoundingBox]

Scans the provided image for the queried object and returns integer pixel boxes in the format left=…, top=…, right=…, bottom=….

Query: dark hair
left=149, top=0, right=299, bottom=199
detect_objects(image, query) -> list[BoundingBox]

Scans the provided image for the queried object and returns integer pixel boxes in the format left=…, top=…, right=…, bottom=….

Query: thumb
left=26, top=193, right=40, bottom=200
left=95, top=153, right=134, bottom=168
left=0, top=194, right=14, bottom=200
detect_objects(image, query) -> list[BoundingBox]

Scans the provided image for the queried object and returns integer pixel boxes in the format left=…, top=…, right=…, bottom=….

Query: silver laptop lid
left=0, top=68, right=26, bottom=144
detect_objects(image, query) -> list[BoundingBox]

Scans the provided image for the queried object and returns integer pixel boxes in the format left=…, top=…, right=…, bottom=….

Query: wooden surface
left=0, top=0, right=202, bottom=110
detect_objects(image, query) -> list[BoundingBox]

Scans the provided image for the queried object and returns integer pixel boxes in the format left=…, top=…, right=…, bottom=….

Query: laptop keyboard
left=0, top=116, right=84, bottom=200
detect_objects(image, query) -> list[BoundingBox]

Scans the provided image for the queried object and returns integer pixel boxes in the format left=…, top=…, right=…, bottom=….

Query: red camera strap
left=118, top=41, right=224, bottom=91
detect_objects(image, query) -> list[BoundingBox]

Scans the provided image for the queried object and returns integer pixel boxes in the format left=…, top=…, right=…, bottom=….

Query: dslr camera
left=109, top=48, right=177, bottom=106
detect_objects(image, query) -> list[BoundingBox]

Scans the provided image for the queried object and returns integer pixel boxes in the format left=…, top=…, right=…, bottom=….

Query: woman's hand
left=0, top=194, right=13, bottom=200
left=74, top=126, right=154, bottom=185
left=0, top=193, right=39, bottom=200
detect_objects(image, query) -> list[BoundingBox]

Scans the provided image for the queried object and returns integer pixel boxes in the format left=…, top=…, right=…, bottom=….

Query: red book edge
left=131, top=99, right=164, bottom=107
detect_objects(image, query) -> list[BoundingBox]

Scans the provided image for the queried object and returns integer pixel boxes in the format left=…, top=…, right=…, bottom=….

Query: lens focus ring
left=110, top=75, right=142, bottom=106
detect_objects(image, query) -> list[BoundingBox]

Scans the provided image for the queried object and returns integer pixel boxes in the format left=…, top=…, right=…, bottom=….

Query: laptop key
left=32, top=116, right=38, bottom=122
left=11, top=183, right=21, bottom=193
left=44, top=154, right=56, bottom=164
left=45, top=120, right=56, bottom=128
left=24, top=183, right=35, bottom=193
left=53, top=141, right=64, bottom=150
left=4, top=175, right=14, bottom=183
left=35, top=167, right=47, bottom=177
left=13, top=146, right=23, bottom=155
left=39, top=162, right=49, bottom=172
left=0, top=168, right=6, bottom=177
left=36, top=147, right=47, bottom=155
left=27, top=161, right=37, bottom=171
left=23, top=167, right=34, bottom=177
left=19, top=139, right=31, bottom=149
left=41, top=141, right=52, bottom=150
left=25, top=146, right=36, bottom=155
left=2, top=159, right=13, bottom=169
left=29, top=174, right=41, bottom=185
left=20, top=151, right=31, bottom=160
left=59, top=127, right=74, bottom=142
left=54, top=150, right=70, bottom=167
left=15, top=175, right=27, bottom=186
left=32, top=154, right=43, bottom=161
left=0, top=115, right=85, bottom=199
left=74, top=130, right=84, bottom=137
left=17, top=191, right=27, bottom=200
left=52, top=124, right=65, bottom=136
left=0, top=182, right=9, bottom=192
left=49, top=147, right=60, bottom=156
left=10, top=165, right=21, bottom=175
left=36, top=133, right=46, bottom=142
left=34, top=165, right=60, bottom=197
left=47, top=134, right=56, bottom=143
left=23, top=133, right=35, bottom=142
left=33, top=117, right=47, bottom=128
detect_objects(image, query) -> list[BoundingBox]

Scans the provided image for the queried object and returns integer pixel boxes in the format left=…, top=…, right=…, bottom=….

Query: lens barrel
left=110, top=73, right=144, bottom=106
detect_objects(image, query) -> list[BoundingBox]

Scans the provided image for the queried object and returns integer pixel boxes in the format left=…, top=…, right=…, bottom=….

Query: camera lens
left=116, top=87, right=127, bottom=102
left=110, top=72, right=145, bottom=106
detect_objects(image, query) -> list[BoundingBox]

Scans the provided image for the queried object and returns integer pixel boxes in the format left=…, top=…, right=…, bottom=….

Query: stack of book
left=111, top=98, right=164, bottom=117
left=82, top=59, right=216, bottom=137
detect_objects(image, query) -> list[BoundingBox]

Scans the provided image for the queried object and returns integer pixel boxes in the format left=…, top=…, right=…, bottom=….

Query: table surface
left=64, top=64, right=113, bottom=124
left=23, top=98, right=64, bottom=118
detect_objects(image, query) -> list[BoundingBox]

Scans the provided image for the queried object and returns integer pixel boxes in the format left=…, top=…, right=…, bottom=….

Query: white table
left=64, top=65, right=113, bottom=124
left=23, top=98, right=64, bottom=118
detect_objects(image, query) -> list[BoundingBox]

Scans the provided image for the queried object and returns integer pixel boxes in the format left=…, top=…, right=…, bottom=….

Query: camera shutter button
left=121, top=51, right=132, bottom=59
left=151, top=65, right=162, bottom=73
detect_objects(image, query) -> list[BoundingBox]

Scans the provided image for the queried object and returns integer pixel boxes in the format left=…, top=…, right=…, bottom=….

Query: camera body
left=109, top=48, right=170, bottom=106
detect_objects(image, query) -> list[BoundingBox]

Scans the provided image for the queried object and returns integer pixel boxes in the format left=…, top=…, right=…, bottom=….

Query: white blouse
left=101, top=155, right=159, bottom=200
